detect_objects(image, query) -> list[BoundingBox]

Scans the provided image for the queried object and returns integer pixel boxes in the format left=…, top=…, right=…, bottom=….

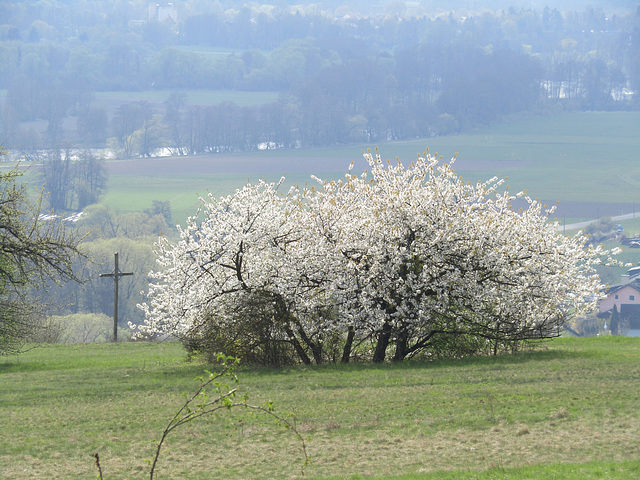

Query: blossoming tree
left=136, top=151, right=613, bottom=364
left=137, top=178, right=336, bottom=365
left=308, top=153, right=610, bottom=361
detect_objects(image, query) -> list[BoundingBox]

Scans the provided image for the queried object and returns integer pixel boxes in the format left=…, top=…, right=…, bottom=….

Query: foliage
left=137, top=151, right=616, bottom=363
left=584, top=216, right=617, bottom=244
left=570, top=312, right=607, bottom=337
left=56, top=237, right=157, bottom=328
left=144, top=200, right=172, bottom=224
left=0, top=164, right=83, bottom=354
left=76, top=204, right=171, bottom=241
left=182, top=295, right=300, bottom=366
left=42, top=206, right=174, bottom=329
left=111, top=110, right=169, bottom=159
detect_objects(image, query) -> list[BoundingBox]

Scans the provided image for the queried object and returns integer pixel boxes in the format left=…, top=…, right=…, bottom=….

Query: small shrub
left=551, top=407, right=570, bottom=419
left=48, top=313, right=114, bottom=343
left=29, top=315, right=65, bottom=344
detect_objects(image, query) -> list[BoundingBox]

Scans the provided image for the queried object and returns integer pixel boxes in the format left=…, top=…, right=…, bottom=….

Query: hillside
left=97, top=111, right=640, bottom=223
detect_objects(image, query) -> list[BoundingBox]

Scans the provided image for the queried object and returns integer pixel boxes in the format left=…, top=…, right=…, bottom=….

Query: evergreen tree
left=610, top=304, right=620, bottom=336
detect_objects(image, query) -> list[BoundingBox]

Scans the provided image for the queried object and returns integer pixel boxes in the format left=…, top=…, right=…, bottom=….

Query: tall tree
left=609, top=304, right=620, bottom=336
left=0, top=153, right=83, bottom=354
left=38, top=149, right=108, bottom=211
left=77, top=106, right=108, bottom=146
left=39, top=148, right=75, bottom=211
left=164, top=91, right=187, bottom=155
left=75, top=150, right=107, bottom=209
left=111, top=102, right=145, bottom=158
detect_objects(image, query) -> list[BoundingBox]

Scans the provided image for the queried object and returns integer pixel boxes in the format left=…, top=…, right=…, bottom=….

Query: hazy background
left=1, top=0, right=638, bottom=157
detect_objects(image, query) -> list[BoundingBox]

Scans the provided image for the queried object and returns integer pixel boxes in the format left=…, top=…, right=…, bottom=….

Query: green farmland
left=1, top=337, right=639, bottom=479
left=101, top=111, right=640, bottom=226
left=389, top=112, right=640, bottom=205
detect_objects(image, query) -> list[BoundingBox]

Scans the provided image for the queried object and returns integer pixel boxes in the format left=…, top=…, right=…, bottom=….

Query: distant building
left=149, top=3, right=178, bottom=24
left=599, top=268, right=640, bottom=337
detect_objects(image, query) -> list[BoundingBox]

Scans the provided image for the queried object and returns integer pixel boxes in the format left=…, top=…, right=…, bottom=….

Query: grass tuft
left=550, top=407, right=570, bottom=420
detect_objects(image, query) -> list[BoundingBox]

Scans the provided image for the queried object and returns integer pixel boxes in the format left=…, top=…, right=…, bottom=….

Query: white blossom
left=134, top=151, right=614, bottom=363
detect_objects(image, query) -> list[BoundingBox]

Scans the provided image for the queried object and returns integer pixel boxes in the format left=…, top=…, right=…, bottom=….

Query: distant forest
left=1, top=0, right=639, bottom=156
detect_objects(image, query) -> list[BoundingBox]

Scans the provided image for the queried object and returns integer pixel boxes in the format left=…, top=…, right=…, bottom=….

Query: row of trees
left=1, top=4, right=639, bottom=152
left=136, top=152, right=614, bottom=364
left=11, top=40, right=583, bottom=157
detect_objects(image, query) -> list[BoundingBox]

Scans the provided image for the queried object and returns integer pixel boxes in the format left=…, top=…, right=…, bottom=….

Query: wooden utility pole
left=100, top=252, right=133, bottom=342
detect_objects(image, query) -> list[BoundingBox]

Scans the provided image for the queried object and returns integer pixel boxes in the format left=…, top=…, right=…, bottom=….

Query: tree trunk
left=296, top=322, right=323, bottom=364
left=341, top=327, right=355, bottom=363
left=372, top=322, right=392, bottom=363
left=283, top=325, right=311, bottom=365
left=393, top=326, right=409, bottom=361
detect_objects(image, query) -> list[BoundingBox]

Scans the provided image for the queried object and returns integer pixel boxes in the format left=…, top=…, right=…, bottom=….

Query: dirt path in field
left=104, top=153, right=367, bottom=176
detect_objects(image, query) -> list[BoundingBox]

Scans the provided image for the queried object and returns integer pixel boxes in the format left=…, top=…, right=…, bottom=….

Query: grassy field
left=99, top=111, right=640, bottom=225
left=384, top=112, right=640, bottom=209
left=101, top=170, right=318, bottom=223
left=1, top=337, right=639, bottom=479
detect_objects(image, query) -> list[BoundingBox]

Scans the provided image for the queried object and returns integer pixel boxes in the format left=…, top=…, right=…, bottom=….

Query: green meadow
left=378, top=112, right=640, bottom=201
left=101, top=111, right=640, bottom=225
left=1, top=337, right=639, bottom=479
left=101, top=170, right=320, bottom=223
